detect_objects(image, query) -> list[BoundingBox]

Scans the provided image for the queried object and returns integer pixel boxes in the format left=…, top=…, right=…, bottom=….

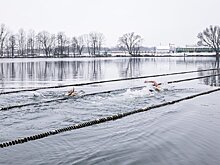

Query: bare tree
left=89, top=32, right=104, bottom=56
left=4, top=37, right=10, bottom=57
left=118, top=32, right=143, bottom=56
left=71, top=35, right=85, bottom=56
left=71, top=37, right=78, bottom=57
left=57, top=32, right=67, bottom=55
left=37, top=31, right=55, bottom=56
left=0, top=24, right=8, bottom=56
left=83, top=34, right=91, bottom=55
left=198, top=25, right=220, bottom=67
left=89, top=32, right=97, bottom=55
left=27, top=29, right=36, bottom=56
left=66, top=38, right=71, bottom=56
left=8, top=34, right=16, bottom=57
left=17, top=28, right=26, bottom=56
left=97, top=33, right=104, bottom=55
left=77, top=35, right=85, bottom=55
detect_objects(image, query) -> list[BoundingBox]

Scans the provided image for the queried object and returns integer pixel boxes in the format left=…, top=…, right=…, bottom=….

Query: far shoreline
left=0, top=54, right=216, bottom=59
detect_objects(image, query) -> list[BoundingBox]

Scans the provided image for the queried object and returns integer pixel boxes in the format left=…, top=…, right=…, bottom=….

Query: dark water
left=1, top=57, right=220, bottom=165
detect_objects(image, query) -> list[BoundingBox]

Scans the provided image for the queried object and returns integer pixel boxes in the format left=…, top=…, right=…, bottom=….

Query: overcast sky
left=0, top=0, right=220, bottom=47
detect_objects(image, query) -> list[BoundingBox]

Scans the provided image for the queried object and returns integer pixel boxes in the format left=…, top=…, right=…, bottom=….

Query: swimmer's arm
left=70, top=92, right=77, bottom=96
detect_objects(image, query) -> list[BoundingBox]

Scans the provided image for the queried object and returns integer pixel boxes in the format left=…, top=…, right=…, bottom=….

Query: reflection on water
left=118, top=58, right=142, bottom=77
left=0, top=57, right=216, bottom=90
left=197, top=61, right=220, bottom=86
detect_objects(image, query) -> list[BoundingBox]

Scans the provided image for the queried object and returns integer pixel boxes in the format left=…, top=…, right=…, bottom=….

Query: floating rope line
left=1, top=87, right=220, bottom=149
left=1, top=73, right=220, bottom=111
left=0, top=68, right=218, bottom=95
left=160, top=73, right=220, bottom=85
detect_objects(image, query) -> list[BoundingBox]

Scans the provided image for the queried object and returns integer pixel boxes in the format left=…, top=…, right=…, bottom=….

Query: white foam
left=31, top=91, right=45, bottom=97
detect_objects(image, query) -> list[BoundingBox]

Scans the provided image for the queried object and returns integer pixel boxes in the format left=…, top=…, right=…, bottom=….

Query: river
left=0, top=57, right=220, bottom=165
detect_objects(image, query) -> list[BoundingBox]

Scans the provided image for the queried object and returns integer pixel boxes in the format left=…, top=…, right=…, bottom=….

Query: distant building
left=156, top=44, right=175, bottom=54
left=156, top=46, right=170, bottom=54
left=176, top=45, right=213, bottom=53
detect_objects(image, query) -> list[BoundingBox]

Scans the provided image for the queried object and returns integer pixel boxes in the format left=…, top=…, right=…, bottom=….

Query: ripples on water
left=3, top=90, right=219, bottom=165
left=1, top=57, right=220, bottom=165
left=0, top=81, right=211, bottom=142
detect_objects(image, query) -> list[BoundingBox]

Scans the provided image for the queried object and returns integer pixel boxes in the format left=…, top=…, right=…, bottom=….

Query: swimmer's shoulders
left=154, top=86, right=161, bottom=91
left=70, top=93, right=77, bottom=96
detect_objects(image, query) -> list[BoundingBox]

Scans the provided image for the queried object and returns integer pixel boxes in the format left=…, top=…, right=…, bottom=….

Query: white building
left=156, top=46, right=170, bottom=54
left=155, top=43, right=176, bottom=54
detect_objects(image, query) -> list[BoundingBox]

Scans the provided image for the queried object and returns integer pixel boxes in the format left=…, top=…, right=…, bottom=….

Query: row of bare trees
left=0, top=23, right=145, bottom=57
left=0, top=24, right=108, bottom=57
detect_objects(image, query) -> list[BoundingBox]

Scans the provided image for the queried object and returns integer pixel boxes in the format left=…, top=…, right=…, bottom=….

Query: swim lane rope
left=1, top=73, right=219, bottom=111
left=1, top=87, right=220, bottom=148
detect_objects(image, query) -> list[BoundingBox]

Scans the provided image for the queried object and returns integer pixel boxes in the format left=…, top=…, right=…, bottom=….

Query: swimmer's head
left=68, top=87, right=75, bottom=94
left=145, top=80, right=159, bottom=87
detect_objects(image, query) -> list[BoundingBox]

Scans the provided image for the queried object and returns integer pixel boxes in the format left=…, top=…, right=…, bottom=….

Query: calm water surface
left=0, top=57, right=220, bottom=165
left=0, top=57, right=217, bottom=90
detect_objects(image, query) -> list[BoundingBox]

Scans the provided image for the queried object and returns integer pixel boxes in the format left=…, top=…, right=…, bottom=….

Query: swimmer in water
left=66, top=87, right=77, bottom=96
left=144, top=80, right=161, bottom=92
